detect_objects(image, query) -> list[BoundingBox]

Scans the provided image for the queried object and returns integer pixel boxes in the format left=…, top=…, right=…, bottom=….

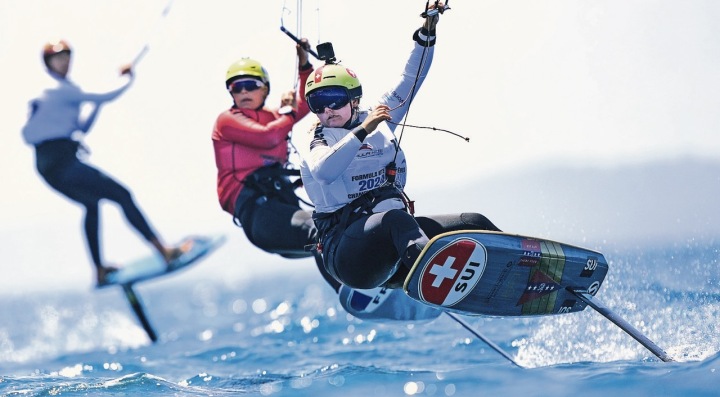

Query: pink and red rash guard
left=212, top=67, right=312, bottom=215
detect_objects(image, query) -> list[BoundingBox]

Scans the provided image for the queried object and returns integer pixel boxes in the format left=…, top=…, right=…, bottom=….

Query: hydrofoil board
left=404, top=231, right=608, bottom=316
left=105, top=234, right=226, bottom=286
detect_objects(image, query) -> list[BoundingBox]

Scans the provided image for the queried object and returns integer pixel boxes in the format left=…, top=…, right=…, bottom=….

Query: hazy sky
left=1, top=1, right=718, bottom=291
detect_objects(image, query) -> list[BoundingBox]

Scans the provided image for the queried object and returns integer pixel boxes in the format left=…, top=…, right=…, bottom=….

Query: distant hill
left=415, top=157, right=720, bottom=250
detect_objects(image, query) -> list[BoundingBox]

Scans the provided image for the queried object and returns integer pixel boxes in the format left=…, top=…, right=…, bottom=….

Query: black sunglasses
left=228, top=79, right=265, bottom=93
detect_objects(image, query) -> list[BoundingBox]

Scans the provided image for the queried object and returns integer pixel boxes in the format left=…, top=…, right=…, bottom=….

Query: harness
left=233, top=163, right=303, bottom=226
left=312, top=184, right=413, bottom=252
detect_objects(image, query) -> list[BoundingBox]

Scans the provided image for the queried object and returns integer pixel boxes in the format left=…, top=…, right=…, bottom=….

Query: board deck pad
left=338, top=285, right=443, bottom=322
left=105, top=235, right=226, bottom=286
left=403, top=231, right=608, bottom=317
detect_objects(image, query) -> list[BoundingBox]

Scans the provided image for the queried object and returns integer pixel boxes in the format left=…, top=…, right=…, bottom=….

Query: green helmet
left=225, top=58, right=270, bottom=88
left=305, top=64, right=362, bottom=100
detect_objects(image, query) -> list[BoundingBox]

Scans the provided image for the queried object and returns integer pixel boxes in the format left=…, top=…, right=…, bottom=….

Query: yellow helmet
left=305, top=64, right=362, bottom=100
left=225, top=58, right=270, bottom=88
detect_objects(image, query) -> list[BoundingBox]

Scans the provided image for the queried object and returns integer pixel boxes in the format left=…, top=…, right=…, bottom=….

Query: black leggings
left=35, top=139, right=158, bottom=269
left=324, top=210, right=501, bottom=289
left=236, top=193, right=342, bottom=292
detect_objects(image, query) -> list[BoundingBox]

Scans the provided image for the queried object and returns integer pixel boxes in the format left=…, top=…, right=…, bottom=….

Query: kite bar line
left=132, top=0, right=175, bottom=66
left=444, top=312, right=523, bottom=368
left=122, top=284, right=158, bottom=342
left=569, top=289, right=673, bottom=362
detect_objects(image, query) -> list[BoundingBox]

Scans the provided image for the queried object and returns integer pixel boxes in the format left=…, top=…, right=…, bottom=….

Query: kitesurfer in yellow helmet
left=301, top=2, right=501, bottom=290
left=212, top=38, right=341, bottom=291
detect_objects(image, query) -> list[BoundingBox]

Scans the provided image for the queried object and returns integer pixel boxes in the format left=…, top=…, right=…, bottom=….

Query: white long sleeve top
left=301, top=29, right=436, bottom=214
left=22, top=73, right=133, bottom=145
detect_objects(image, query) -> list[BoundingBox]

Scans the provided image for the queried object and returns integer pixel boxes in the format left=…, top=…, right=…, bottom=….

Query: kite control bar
left=421, top=0, right=450, bottom=18
left=280, top=26, right=320, bottom=59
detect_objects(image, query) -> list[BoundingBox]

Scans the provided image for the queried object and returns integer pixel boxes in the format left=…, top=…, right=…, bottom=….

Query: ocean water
left=1, top=238, right=718, bottom=397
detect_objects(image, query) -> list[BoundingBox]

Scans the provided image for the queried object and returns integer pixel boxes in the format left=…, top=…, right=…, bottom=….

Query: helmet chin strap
left=343, top=101, right=362, bottom=129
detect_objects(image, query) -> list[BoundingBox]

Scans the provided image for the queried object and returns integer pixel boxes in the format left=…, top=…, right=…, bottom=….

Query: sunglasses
left=307, top=87, right=351, bottom=114
left=228, top=79, right=265, bottom=93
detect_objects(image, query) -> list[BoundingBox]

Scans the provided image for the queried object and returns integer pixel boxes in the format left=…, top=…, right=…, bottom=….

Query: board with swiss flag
left=403, top=230, right=608, bottom=317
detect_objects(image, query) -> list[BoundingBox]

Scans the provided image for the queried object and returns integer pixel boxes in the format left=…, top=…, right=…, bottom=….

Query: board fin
left=122, top=284, right=157, bottom=342
left=568, top=288, right=673, bottom=362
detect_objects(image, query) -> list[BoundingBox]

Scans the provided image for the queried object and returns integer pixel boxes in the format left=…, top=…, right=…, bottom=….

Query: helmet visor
left=307, top=87, right=350, bottom=114
left=228, top=78, right=265, bottom=93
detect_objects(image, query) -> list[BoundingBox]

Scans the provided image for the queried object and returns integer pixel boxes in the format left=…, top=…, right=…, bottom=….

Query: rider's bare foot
left=163, top=239, right=194, bottom=265
left=96, top=265, right=119, bottom=288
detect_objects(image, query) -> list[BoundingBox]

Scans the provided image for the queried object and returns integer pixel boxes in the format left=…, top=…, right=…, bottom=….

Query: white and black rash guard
left=301, top=27, right=436, bottom=215
left=22, top=72, right=133, bottom=145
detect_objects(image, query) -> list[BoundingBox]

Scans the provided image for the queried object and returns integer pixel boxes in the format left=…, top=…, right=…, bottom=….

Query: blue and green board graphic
left=403, top=231, right=608, bottom=317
